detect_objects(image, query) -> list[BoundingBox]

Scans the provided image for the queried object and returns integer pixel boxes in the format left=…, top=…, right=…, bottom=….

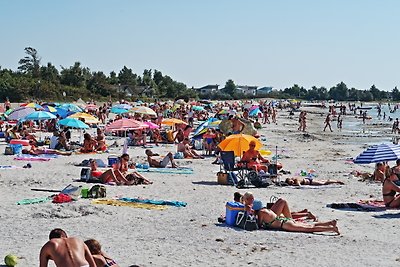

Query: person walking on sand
left=337, top=114, right=343, bottom=130
left=271, top=107, right=277, bottom=124
left=323, top=114, right=333, bottom=132
left=39, top=228, right=96, bottom=267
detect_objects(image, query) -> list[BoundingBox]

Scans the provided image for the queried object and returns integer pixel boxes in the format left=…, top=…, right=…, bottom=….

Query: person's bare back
left=40, top=235, right=95, bottom=267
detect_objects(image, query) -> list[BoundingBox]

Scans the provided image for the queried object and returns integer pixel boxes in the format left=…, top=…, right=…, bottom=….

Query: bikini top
left=103, top=255, right=117, bottom=267
left=383, top=178, right=397, bottom=197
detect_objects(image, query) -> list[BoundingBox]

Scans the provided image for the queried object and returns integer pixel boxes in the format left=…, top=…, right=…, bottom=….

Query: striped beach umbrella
left=353, top=143, right=400, bottom=164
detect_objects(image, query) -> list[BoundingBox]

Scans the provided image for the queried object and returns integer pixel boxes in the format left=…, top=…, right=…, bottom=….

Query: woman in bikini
left=382, top=170, right=400, bottom=208
left=84, top=239, right=119, bottom=267
left=242, top=192, right=340, bottom=234
left=81, top=133, right=97, bottom=153
left=285, top=177, right=344, bottom=186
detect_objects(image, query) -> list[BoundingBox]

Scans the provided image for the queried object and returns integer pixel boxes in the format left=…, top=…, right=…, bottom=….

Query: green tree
left=18, top=47, right=41, bottom=78
left=329, top=82, right=349, bottom=101
left=223, top=79, right=236, bottom=95
left=392, top=86, right=400, bottom=101
left=60, top=62, right=90, bottom=87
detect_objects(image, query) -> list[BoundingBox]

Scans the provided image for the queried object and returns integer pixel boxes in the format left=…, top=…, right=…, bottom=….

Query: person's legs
left=270, top=198, right=292, bottom=218
left=281, top=220, right=339, bottom=234
left=388, top=196, right=400, bottom=208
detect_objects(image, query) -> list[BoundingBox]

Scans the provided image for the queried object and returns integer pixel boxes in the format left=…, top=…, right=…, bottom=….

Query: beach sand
left=1, top=106, right=400, bottom=267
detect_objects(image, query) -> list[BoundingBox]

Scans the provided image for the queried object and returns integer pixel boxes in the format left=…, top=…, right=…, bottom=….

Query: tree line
left=1, top=47, right=399, bottom=102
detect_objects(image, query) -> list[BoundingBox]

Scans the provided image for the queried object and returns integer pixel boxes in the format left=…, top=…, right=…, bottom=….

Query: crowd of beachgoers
left=1, top=97, right=400, bottom=266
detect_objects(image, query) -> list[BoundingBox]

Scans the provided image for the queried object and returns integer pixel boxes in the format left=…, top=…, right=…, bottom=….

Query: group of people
left=39, top=228, right=121, bottom=267
left=235, top=192, right=340, bottom=234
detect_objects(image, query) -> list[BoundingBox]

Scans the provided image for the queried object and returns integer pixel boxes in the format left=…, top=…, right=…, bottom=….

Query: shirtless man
left=229, top=115, right=245, bottom=134
left=39, top=228, right=96, bottom=267
left=145, top=149, right=178, bottom=168
left=323, top=113, right=333, bottom=132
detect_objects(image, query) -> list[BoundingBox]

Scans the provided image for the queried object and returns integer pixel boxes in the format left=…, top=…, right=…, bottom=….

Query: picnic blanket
left=119, top=197, right=187, bottom=207
left=327, top=200, right=389, bottom=212
left=136, top=167, right=193, bottom=174
left=92, top=199, right=167, bottom=210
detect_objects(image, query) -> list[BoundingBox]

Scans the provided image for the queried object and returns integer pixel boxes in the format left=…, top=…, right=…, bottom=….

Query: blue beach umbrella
left=110, top=107, right=129, bottom=114
left=113, top=104, right=132, bottom=110
left=353, top=143, right=400, bottom=164
left=24, top=111, right=56, bottom=121
left=58, top=103, right=83, bottom=113
left=58, top=118, right=89, bottom=129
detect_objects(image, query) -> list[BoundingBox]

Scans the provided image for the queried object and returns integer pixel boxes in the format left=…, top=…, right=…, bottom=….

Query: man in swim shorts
left=39, top=228, right=96, bottom=267
left=145, top=149, right=178, bottom=168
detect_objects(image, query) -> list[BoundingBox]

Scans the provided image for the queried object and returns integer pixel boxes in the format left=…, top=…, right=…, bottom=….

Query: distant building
left=194, top=84, right=220, bottom=94
left=256, top=86, right=273, bottom=95
left=236, top=85, right=258, bottom=96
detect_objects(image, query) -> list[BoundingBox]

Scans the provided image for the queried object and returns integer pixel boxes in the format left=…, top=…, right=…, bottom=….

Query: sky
left=1, top=0, right=400, bottom=91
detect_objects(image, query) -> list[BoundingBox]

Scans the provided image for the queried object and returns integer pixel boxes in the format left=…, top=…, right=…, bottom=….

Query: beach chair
left=220, top=151, right=251, bottom=187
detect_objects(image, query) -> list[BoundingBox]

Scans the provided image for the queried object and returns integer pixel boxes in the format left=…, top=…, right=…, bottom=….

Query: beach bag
left=217, top=172, right=229, bottom=185
left=80, top=168, right=91, bottom=181
left=235, top=211, right=258, bottom=231
left=248, top=171, right=272, bottom=188
left=4, top=146, right=13, bottom=155
left=88, top=185, right=106, bottom=198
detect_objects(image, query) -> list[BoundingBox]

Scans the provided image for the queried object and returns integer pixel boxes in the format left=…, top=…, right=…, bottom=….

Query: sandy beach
left=1, top=105, right=400, bottom=267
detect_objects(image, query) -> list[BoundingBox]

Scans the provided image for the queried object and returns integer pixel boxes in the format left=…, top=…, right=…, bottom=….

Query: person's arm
left=257, top=152, right=269, bottom=163
left=39, top=244, right=50, bottom=267
left=83, top=243, right=97, bottom=267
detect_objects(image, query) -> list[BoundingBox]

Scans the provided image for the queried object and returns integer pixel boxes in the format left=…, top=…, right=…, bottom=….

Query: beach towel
left=136, top=167, right=194, bottom=174
left=286, top=185, right=343, bottom=190
left=327, top=200, right=388, bottom=212
left=92, top=199, right=167, bottom=210
left=0, top=165, right=21, bottom=169
left=119, top=197, right=187, bottom=207
left=14, top=155, right=51, bottom=161
left=17, top=197, right=51, bottom=205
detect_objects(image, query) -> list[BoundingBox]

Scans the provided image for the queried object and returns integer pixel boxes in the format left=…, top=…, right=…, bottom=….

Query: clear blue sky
left=1, top=0, right=399, bottom=90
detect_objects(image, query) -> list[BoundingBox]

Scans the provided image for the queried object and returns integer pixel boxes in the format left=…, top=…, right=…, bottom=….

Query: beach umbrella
left=24, top=111, right=56, bottom=121
left=58, top=118, right=89, bottom=129
left=42, top=105, right=57, bottom=113
left=113, top=104, right=132, bottom=110
left=105, top=118, right=148, bottom=132
left=353, top=143, right=400, bottom=164
left=54, top=107, right=71, bottom=119
left=193, top=118, right=220, bottom=136
left=218, top=134, right=263, bottom=157
left=192, top=106, right=205, bottom=111
left=161, top=118, right=188, bottom=126
left=143, top=121, right=159, bottom=129
left=68, top=112, right=99, bottom=124
left=7, top=107, right=35, bottom=120
left=110, top=107, right=129, bottom=114
left=130, top=106, right=157, bottom=117
left=4, top=108, right=13, bottom=116
left=58, top=103, right=83, bottom=113
left=249, top=108, right=261, bottom=117
left=21, top=102, right=43, bottom=109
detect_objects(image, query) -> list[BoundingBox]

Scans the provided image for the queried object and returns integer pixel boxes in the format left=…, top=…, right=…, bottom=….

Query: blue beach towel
left=136, top=167, right=193, bottom=174
left=119, top=197, right=187, bottom=207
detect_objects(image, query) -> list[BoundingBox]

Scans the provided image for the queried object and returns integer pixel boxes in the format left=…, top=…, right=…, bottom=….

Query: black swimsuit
left=383, top=179, right=397, bottom=207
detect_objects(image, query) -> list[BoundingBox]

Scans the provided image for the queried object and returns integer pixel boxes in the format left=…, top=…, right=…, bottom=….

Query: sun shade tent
left=353, top=143, right=400, bottom=164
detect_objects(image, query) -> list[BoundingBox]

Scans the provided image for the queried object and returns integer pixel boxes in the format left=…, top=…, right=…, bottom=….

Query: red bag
left=52, top=193, right=72, bottom=203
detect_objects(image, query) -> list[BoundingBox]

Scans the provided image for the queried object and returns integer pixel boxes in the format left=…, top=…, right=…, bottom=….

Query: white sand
left=1, top=106, right=400, bottom=267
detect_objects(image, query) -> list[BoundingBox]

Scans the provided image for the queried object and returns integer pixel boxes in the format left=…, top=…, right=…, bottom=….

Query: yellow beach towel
left=92, top=199, right=168, bottom=210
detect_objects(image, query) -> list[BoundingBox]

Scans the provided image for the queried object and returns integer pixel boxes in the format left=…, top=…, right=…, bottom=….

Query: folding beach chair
left=220, top=151, right=252, bottom=187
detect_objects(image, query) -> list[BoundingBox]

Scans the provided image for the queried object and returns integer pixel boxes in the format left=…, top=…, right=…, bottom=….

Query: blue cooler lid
left=226, top=201, right=244, bottom=208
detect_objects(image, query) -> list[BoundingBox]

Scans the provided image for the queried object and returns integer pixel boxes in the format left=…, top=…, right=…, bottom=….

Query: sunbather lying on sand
left=90, top=154, right=152, bottom=185
left=22, top=145, right=72, bottom=156
left=242, top=192, right=340, bottom=235
left=234, top=192, right=317, bottom=221
left=145, top=149, right=178, bottom=168
left=285, top=177, right=344, bottom=186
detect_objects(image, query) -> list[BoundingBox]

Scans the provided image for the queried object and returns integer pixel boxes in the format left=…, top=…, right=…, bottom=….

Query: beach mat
left=286, top=185, right=343, bottom=189
left=14, top=154, right=59, bottom=161
left=136, top=167, right=193, bottom=174
left=327, top=200, right=388, bottom=212
left=92, top=199, right=167, bottom=210
left=119, top=197, right=187, bottom=207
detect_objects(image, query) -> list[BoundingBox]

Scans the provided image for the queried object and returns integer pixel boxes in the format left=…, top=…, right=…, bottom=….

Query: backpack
left=88, top=185, right=107, bottom=198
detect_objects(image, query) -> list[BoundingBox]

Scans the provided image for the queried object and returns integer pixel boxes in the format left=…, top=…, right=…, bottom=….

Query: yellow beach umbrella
left=161, top=118, right=188, bottom=126
left=218, top=134, right=262, bottom=157
left=68, top=112, right=99, bottom=124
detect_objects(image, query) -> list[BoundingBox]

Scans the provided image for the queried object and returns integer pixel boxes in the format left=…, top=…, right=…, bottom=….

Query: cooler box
left=10, top=144, right=22, bottom=155
left=225, top=201, right=244, bottom=226
left=108, top=156, right=119, bottom=167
